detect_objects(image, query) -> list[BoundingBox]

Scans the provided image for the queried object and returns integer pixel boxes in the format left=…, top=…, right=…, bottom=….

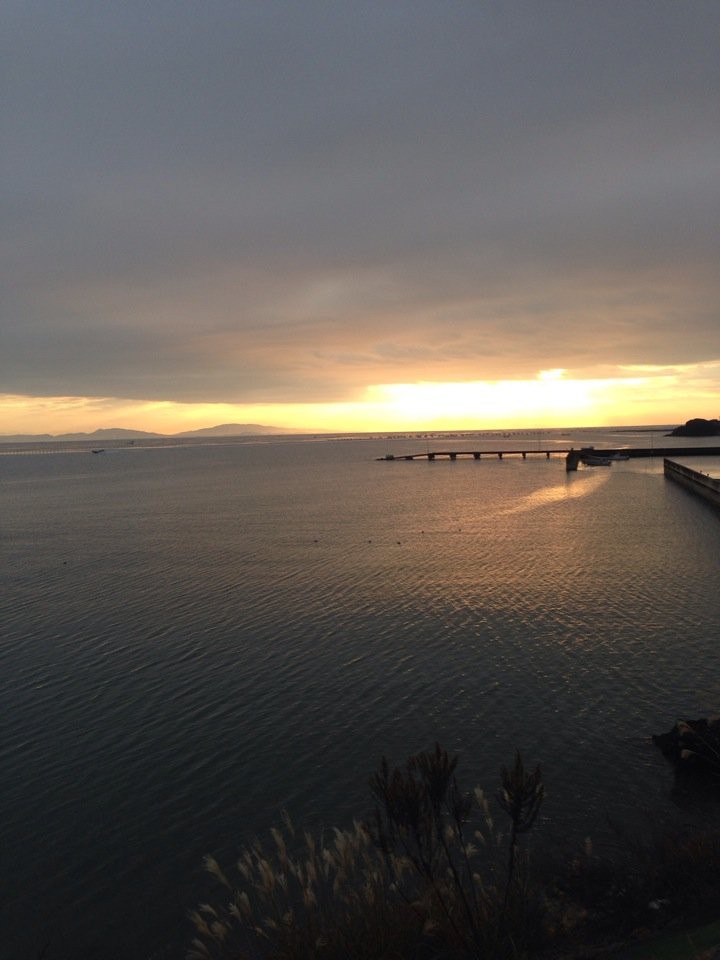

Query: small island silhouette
left=668, top=417, right=720, bottom=437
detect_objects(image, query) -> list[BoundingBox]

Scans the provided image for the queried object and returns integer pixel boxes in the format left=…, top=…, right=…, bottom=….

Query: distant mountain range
left=0, top=423, right=298, bottom=442
left=174, top=423, right=297, bottom=437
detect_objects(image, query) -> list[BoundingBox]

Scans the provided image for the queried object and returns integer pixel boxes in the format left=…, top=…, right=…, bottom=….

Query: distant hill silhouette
left=0, top=428, right=162, bottom=442
left=668, top=417, right=720, bottom=437
left=174, top=423, right=296, bottom=437
left=0, top=423, right=296, bottom=442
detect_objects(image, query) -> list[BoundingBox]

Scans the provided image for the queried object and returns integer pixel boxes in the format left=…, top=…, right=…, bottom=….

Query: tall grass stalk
left=189, top=746, right=545, bottom=960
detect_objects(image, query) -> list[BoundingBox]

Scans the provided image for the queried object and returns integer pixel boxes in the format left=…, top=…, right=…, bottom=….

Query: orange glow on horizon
left=1, top=364, right=718, bottom=435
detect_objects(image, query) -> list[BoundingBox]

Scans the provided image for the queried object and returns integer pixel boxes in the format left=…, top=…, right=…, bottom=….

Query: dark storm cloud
left=3, top=0, right=719, bottom=402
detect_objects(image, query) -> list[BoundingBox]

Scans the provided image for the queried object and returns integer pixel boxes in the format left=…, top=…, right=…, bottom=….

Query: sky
left=2, top=0, right=719, bottom=434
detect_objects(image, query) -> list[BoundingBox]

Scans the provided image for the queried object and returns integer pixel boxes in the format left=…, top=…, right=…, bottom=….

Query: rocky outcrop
left=653, top=717, right=720, bottom=781
left=668, top=418, right=720, bottom=437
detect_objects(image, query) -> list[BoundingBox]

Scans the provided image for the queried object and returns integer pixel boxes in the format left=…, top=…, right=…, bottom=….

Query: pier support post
left=565, top=449, right=581, bottom=472
left=473, top=452, right=481, bottom=460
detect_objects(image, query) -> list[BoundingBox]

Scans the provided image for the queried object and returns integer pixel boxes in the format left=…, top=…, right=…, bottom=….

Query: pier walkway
left=378, top=448, right=569, bottom=461
left=377, top=446, right=720, bottom=469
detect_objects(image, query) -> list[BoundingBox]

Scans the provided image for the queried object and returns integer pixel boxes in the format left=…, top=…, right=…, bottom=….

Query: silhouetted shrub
left=189, top=745, right=545, bottom=960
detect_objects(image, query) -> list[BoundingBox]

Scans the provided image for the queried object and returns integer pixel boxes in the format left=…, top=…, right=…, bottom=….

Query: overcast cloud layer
left=3, top=0, right=719, bottom=406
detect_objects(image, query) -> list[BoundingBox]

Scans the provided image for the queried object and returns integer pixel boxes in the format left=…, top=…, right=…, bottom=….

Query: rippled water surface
left=2, top=430, right=720, bottom=958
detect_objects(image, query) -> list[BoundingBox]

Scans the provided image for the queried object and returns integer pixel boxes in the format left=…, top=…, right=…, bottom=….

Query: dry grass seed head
left=203, top=856, right=230, bottom=888
left=257, top=858, right=275, bottom=893
left=189, top=912, right=211, bottom=938
left=271, top=826, right=288, bottom=861
left=209, top=921, right=228, bottom=941
left=188, top=937, right=211, bottom=958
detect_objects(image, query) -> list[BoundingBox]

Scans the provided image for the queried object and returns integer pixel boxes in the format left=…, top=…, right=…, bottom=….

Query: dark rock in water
left=653, top=717, right=720, bottom=782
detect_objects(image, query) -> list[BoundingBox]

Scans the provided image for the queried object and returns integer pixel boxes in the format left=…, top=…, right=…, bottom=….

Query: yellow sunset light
left=371, top=375, right=597, bottom=428
left=1, top=362, right=717, bottom=435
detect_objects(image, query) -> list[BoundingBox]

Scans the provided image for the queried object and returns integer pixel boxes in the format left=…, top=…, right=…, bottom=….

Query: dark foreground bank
left=188, top=744, right=720, bottom=960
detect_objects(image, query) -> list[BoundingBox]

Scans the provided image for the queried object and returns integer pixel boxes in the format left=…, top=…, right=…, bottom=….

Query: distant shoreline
left=0, top=424, right=685, bottom=456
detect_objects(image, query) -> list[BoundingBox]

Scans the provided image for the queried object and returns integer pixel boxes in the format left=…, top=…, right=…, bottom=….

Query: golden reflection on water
left=499, top=469, right=611, bottom=515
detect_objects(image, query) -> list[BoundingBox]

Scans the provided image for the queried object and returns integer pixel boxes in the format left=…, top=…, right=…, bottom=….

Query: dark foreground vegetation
left=189, top=743, right=720, bottom=960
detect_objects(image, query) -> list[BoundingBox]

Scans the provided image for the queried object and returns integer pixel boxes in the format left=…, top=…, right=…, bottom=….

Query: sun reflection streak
left=499, top=472, right=611, bottom=516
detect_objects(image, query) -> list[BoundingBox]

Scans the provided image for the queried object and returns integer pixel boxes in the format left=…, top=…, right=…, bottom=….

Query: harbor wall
left=664, top=459, right=720, bottom=510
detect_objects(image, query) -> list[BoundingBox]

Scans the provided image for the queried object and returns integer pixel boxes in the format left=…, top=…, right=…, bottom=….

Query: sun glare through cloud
left=3, top=362, right=717, bottom=435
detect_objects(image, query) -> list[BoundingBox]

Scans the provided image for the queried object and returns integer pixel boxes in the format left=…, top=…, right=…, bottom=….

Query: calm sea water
left=2, top=428, right=720, bottom=959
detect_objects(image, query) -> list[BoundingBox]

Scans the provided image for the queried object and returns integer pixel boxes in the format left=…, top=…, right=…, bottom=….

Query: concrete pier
left=664, top=459, right=720, bottom=510
left=378, top=448, right=571, bottom=461
left=378, top=445, right=720, bottom=465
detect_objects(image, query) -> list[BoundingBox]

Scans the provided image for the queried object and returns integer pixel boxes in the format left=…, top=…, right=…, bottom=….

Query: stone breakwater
left=664, top=458, right=720, bottom=510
